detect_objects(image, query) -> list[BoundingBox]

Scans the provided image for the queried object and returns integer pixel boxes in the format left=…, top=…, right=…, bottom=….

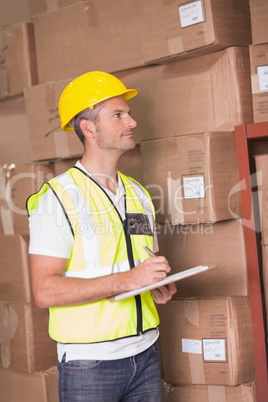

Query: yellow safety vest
left=27, top=166, right=159, bottom=343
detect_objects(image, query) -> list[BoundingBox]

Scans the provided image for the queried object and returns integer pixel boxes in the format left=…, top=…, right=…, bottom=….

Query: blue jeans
left=57, top=340, right=161, bottom=402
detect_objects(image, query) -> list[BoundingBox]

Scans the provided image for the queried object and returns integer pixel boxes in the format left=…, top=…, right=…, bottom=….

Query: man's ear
left=80, top=119, right=95, bottom=139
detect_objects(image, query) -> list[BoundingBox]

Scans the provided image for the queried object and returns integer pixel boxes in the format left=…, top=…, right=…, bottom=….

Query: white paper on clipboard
left=110, top=265, right=216, bottom=302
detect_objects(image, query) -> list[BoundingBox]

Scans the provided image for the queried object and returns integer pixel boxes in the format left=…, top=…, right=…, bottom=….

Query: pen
left=143, top=246, right=156, bottom=257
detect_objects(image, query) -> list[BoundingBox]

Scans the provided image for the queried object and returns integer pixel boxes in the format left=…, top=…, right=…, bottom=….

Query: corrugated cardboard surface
left=0, top=22, right=37, bottom=99
left=261, top=245, right=268, bottom=333
left=24, top=79, right=84, bottom=161
left=0, top=368, right=47, bottom=402
left=254, top=154, right=268, bottom=244
left=249, top=0, right=268, bottom=45
left=0, top=163, right=54, bottom=235
left=0, top=0, right=30, bottom=27
left=140, top=0, right=251, bottom=64
left=157, top=297, right=255, bottom=385
left=34, top=0, right=144, bottom=84
left=141, top=132, right=242, bottom=224
left=0, top=301, right=57, bottom=372
left=157, top=219, right=248, bottom=297
left=250, top=44, right=268, bottom=124
left=117, top=48, right=252, bottom=141
left=163, top=382, right=257, bottom=402
left=45, top=366, right=59, bottom=402
left=0, top=235, right=31, bottom=302
left=0, top=96, right=32, bottom=166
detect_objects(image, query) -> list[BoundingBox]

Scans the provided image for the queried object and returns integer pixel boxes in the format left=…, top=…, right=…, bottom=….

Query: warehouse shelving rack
left=235, top=122, right=268, bottom=401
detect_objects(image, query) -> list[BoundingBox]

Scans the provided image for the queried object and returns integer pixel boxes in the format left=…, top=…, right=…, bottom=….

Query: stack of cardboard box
left=0, top=0, right=265, bottom=400
left=249, top=0, right=268, bottom=123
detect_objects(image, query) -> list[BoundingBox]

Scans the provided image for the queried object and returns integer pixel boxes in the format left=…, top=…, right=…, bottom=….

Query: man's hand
left=127, top=256, right=171, bottom=290
left=150, top=282, right=177, bottom=304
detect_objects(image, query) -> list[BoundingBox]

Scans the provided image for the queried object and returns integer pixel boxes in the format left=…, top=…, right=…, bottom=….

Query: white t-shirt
left=29, top=161, right=159, bottom=362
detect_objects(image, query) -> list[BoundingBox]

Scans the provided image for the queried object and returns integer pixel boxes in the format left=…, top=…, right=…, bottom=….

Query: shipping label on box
left=157, top=297, right=255, bottom=386
left=250, top=44, right=268, bottom=123
left=140, top=0, right=251, bottom=64
left=141, top=132, right=241, bottom=224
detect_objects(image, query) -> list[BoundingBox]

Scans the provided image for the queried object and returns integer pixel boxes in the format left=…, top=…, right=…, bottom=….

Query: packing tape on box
left=0, top=165, right=15, bottom=235
left=183, top=299, right=206, bottom=384
left=208, top=385, right=226, bottom=402
left=0, top=303, right=19, bottom=368
left=167, top=175, right=185, bottom=224
left=251, top=74, right=262, bottom=95
left=167, top=29, right=184, bottom=56
left=46, top=0, right=59, bottom=12
left=46, top=84, right=57, bottom=112
left=188, top=353, right=205, bottom=384
left=84, top=1, right=100, bottom=26
left=184, top=298, right=199, bottom=327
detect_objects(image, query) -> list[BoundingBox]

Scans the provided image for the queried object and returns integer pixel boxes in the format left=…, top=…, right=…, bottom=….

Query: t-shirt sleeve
left=28, top=187, right=74, bottom=259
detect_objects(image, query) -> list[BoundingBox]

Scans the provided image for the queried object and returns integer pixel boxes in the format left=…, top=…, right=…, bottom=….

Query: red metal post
left=235, top=124, right=268, bottom=401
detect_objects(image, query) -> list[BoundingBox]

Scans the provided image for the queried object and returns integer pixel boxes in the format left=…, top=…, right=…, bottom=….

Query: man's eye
left=114, top=113, right=121, bottom=118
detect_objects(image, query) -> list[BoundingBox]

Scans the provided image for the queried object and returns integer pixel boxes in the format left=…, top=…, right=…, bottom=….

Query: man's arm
left=30, top=254, right=172, bottom=308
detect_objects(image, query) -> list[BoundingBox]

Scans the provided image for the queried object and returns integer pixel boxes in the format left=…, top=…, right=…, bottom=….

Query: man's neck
left=80, top=155, right=119, bottom=194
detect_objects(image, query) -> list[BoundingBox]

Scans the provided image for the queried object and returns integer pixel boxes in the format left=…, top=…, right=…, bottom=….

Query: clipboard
left=110, top=264, right=216, bottom=302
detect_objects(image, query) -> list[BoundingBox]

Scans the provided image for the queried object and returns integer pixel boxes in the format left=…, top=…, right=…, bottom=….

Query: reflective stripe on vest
left=27, top=167, right=159, bottom=343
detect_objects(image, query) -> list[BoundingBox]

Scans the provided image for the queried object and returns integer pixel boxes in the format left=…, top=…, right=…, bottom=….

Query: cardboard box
left=0, top=235, right=31, bottom=302
left=250, top=44, right=268, bottom=123
left=140, top=0, right=251, bottom=64
left=261, top=245, right=268, bottom=333
left=0, top=0, right=31, bottom=27
left=157, top=297, right=255, bottom=385
left=249, top=0, right=268, bottom=45
left=0, top=301, right=57, bottom=372
left=162, top=382, right=257, bottom=402
left=157, top=219, right=248, bottom=297
left=0, top=22, right=37, bottom=99
left=0, top=368, right=47, bottom=402
left=141, top=132, right=242, bottom=224
left=0, top=235, right=57, bottom=372
left=29, top=0, right=85, bottom=16
left=45, top=366, right=59, bottom=402
left=0, top=164, right=53, bottom=235
left=0, top=96, right=33, bottom=166
left=24, top=79, right=84, bottom=161
left=118, top=47, right=253, bottom=141
left=34, top=1, right=143, bottom=84
left=254, top=154, right=268, bottom=244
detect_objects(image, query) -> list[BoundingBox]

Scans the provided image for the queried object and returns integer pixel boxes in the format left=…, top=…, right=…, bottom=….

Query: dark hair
left=73, top=103, right=103, bottom=144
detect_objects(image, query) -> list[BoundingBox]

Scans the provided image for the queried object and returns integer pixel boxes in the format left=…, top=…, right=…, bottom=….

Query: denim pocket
left=62, top=358, right=102, bottom=371
left=152, top=339, right=160, bottom=354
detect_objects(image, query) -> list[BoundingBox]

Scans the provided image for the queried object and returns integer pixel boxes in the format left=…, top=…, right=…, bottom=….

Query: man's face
left=93, top=95, right=137, bottom=154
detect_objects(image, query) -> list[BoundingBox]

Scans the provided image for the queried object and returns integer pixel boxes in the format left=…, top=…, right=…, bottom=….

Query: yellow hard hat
left=58, top=71, right=138, bottom=131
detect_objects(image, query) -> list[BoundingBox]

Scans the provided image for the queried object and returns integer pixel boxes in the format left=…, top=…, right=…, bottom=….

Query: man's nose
left=127, top=115, right=137, bottom=128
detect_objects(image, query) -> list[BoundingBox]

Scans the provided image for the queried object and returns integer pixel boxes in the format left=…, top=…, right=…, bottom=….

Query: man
left=27, top=71, right=176, bottom=402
